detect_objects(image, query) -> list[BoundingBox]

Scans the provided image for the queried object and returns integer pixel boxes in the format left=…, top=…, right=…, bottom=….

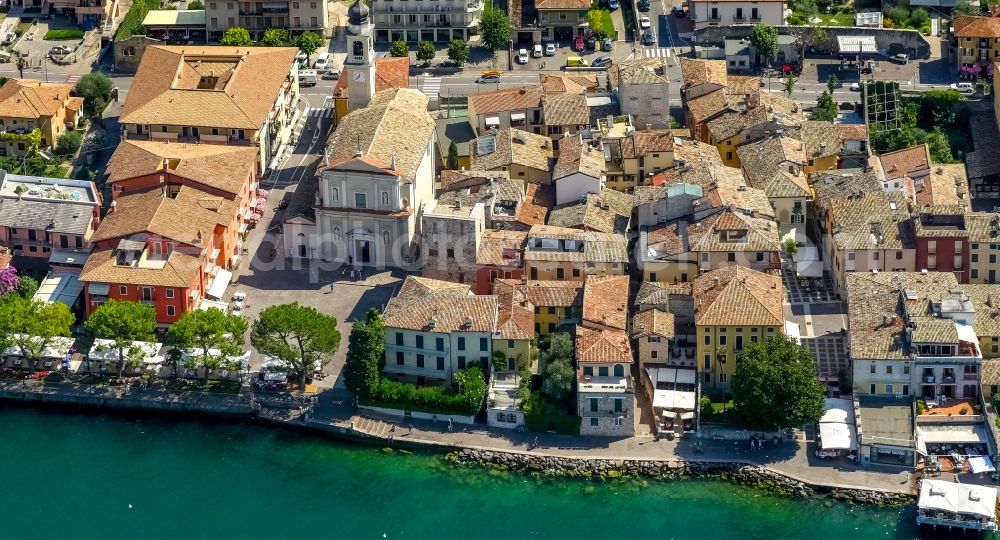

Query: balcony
left=750, top=15, right=761, bottom=21
left=585, top=408, right=631, bottom=418
left=708, top=15, right=720, bottom=22
left=376, top=2, right=481, bottom=14
left=924, top=375, right=936, bottom=383
left=942, top=375, right=956, bottom=384
left=733, top=14, right=745, bottom=21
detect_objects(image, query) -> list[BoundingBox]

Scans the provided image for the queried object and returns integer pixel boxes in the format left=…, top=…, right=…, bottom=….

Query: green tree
left=808, top=91, right=838, bottom=121
left=388, top=40, right=409, bottom=58
left=871, top=127, right=917, bottom=154
left=73, top=72, right=113, bottom=117
left=447, top=39, right=470, bottom=65
left=826, top=73, right=838, bottom=94
left=260, top=28, right=288, bottom=46
left=954, top=0, right=979, bottom=15
left=55, top=131, right=81, bottom=156
left=16, top=274, right=38, bottom=299
left=749, top=25, right=779, bottom=67
left=446, top=141, right=460, bottom=169
left=731, top=334, right=825, bottom=432
left=250, top=302, right=342, bottom=387
left=920, top=90, right=964, bottom=126
left=187, top=0, right=204, bottom=8
left=586, top=9, right=613, bottom=39
left=926, top=127, right=954, bottom=163
left=540, top=332, right=574, bottom=407
left=220, top=26, right=253, bottom=46
left=85, top=300, right=158, bottom=377
left=166, top=308, right=248, bottom=381
left=782, top=74, right=797, bottom=97
left=782, top=237, right=799, bottom=258
left=479, top=2, right=511, bottom=51
left=416, top=40, right=435, bottom=64
left=343, top=308, right=384, bottom=397
left=0, top=296, right=74, bottom=374
left=909, top=7, right=930, bottom=28
left=293, top=31, right=324, bottom=57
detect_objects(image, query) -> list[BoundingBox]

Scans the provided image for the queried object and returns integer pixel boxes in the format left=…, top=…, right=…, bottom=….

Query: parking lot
left=510, top=39, right=618, bottom=71
left=803, top=55, right=953, bottom=86
left=9, top=16, right=100, bottom=77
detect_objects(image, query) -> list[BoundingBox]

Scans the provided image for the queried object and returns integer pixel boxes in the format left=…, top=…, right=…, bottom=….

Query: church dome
left=348, top=0, right=369, bottom=26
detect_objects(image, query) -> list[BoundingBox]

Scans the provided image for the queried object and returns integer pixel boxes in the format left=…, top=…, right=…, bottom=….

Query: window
left=416, top=335, right=424, bottom=348
left=903, top=364, right=910, bottom=375
left=584, top=366, right=594, bottom=376
left=436, top=337, right=444, bottom=351
left=727, top=252, right=736, bottom=262
left=396, top=351, right=404, bottom=365
left=613, top=398, right=623, bottom=413
left=590, top=398, right=599, bottom=412
left=331, top=188, right=339, bottom=202
left=436, top=357, right=445, bottom=370
left=928, top=240, right=937, bottom=254
left=885, top=384, right=893, bottom=394
left=355, top=193, right=367, bottom=209
left=704, top=335, right=711, bottom=346
left=572, top=268, right=580, bottom=277
left=973, top=254, right=979, bottom=263
left=457, top=337, right=465, bottom=350
left=395, top=332, right=404, bottom=346
left=416, top=354, right=425, bottom=368
left=870, top=363, right=876, bottom=374
left=896, top=251, right=903, bottom=260
left=446, top=248, right=455, bottom=258
left=751, top=7, right=758, bottom=18
left=507, top=339, right=514, bottom=348
left=119, top=285, right=128, bottom=296
left=651, top=350, right=658, bottom=359
left=613, top=364, right=624, bottom=377
left=886, top=365, right=893, bottom=375
left=590, top=417, right=599, bottom=427
left=719, top=335, right=727, bottom=346
left=870, top=383, right=876, bottom=395
left=556, top=268, right=564, bottom=279
left=165, top=288, right=174, bottom=299
left=954, top=255, right=963, bottom=269
left=704, top=355, right=711, bottom=369
left=756, top=252, right=764, bottom=262
left=457, top=356, right=466, bottom=369
left=873, top=252, right=880, bottom=260
left=719, top=372, right=727, bottom=383
left=848, top=252, right=856, bottom=261
left=598, top=366, right=609, bottom=377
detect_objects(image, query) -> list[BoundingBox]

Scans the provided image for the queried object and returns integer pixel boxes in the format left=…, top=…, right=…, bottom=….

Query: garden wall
left=360, top=404, right=477, bottom=425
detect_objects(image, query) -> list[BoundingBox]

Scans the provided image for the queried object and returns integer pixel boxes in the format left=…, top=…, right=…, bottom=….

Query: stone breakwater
left=446, top=449, right=913, bottom=506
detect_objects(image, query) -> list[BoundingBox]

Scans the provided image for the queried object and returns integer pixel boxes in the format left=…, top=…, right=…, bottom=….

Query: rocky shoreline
left=446, top=449, right=913, bottom=507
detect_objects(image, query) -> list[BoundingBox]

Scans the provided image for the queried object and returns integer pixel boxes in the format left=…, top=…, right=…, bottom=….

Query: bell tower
left=345, top=0, right=376, bottom=111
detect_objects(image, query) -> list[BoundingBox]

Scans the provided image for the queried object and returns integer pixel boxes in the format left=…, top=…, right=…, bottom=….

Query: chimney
left=712, top=276, right=720, bottom=289
left=390, top=153, right=397, bottom=171
left=645, top=123, right=652, bottom=132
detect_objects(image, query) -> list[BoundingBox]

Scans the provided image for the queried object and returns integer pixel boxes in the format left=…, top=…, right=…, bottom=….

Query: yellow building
left=967, top=212, right=1000, bottom=284
left=524, top=225, right=628, bottom=282
left=493, top=278, right=583, bottom=336
left=493, top=289, right=537, bottom=372
left=736, top=136, right=811, bottom=229
left=693, top=265, right=784, bottom=392
left=602, top=128, right=675, bottom=192
left=120, top=46, right=299, bottom=170
left=470, top=128, right=553, bottom=183
left=954, top=15, right=1000, bottom=75
left=0, top=79, right=83, bottom=155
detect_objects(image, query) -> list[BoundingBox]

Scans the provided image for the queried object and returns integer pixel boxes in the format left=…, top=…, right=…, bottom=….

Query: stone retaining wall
left=446, top=449, right=913, bottom=506
left=0, top=387, right=255, bottom=416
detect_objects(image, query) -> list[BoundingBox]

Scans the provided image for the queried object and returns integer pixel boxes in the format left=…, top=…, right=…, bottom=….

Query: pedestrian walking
left=447, top=418, right=453, bottom=432
left=407, top=424, right=413, bottom=436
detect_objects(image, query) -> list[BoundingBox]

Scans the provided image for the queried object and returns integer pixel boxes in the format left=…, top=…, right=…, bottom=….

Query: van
left=299, top=69, right=318, bottom=86
left=565, top=56, right=589, bottom=67
left=314, top=52, right=330, bottom=71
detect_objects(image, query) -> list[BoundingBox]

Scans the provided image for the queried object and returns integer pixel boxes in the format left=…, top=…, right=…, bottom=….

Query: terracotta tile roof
left=737, top=136, right=810, bottom=199
left=846, top=271, right=962, bottom=360
left=800, top=121, right=842, bottom=161
left=966, top=211, right=1000, bottom=242
left=672, top=137, right=723, bottom=166
left=121, top=45, right=297, bottom=129
left=758, top=92, right=805, bottom=125
left=548, top=188, right=633, bottom=234
left=954, top=14, right=1000, bottom=38
left=576, top=326, right=633, bottom=363
left=0, top=79, right=75, bottom=119
left=552, top=135, right=605, bottom=181
left=471, top=127, right=552, bottom=176
left=878, top=144, right=931, bottom=181
left=679, top=58, right=727, bottom=87
left=706, top=106, right=768, bottom=142
left=80, top=245, right=202, bottom=287
left=833, top=123, right=869, bottom=142
left=476, top=229, right=527, bottom=266
left=92, top=188, right=226, bottom=245
left=982, top=359, right=1000, bottom=388
left=582, top=274, right=629, bottom=330
left=439, top=169, right=511, bottom=192
left=686, top=88, right=727, bottom=125
left=633, top=308, right=675, bottom=338
left=828, top=191, right=915, bottom=251
left=495, top=289, right=535, bottom=341
left=809, top=168, right=881, bottom=211
left=539, top=73, right=599, bottom=94
left=620, top=61, right=669, bottom=85
left=514, top=182, right=552, bottom=226
left=333, top=56, right=410, bottom=99
left=726, top=75, right=762, bottom=97
left=961, top=284, right=1000, bottom=340
left=536, top=0, right=589, bottom=8
left=524, top=224, right=629, bottom=264
left=326, top=88, right=435, bottom=184
left=693, top=265, right=783, bottom=327
left=382, top=276, right=498, bottom=333
left=644, top=207, right=781, bottom=258
left=543, top=92, right=590, bottom=128
left=621, top=129, right=675, bottom=158
left=635, top=281, right=692, bottom=306
left=916, top=164, right=970, bottom=207
left=493, top=278, right=584, bottom=308
left=468, top=86, right=544, bottom=117
left=105, top=139, right=257, bottom=196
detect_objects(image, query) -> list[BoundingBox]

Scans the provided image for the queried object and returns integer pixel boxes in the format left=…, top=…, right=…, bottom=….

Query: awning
left=652, top=389, right=696, bottom=410
left=34, top=272, right=83, bottom=307
left=485, top=116, right=500, bottom=126
left=87, top=282, right=109, bottom=296
left=919, top=480, right=998, bottom=518
left=837, top=36, right=876, bottom=55
left=510, top=112, right=526, bottom=122
left=206, top=269, right=232, bottom=299
left=918, top=424, right=989, bottom=444
left=796, top=259, right=824, bottom=278
left=819, top=422, right=858, bottom=450
left=198, top=298, right=228, bottom=313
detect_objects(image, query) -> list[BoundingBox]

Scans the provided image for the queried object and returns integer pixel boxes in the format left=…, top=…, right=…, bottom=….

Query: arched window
left=382, top=231, right=390, bottom=245
left=352, top=41, right=363, bottom=58
left=297, top=233, right=305, bottom=238
left=613, top=364, right=624, bottom=377
left=331, top=187, right=339, bottom=201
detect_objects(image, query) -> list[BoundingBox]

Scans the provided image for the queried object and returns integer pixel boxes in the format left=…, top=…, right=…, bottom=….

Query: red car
left=573, top=36, right=585, bottom=52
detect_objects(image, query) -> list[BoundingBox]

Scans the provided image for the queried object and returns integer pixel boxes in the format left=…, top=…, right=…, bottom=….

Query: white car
left=544, top=42, right=556, bottom=56
left=517, top=48, right=529, bottom=64
left=532, top=44, right=543, bottom=58
left=640, top=16, right=651, bottom=29
left=849, top=82, right=860, bottom=91
left=950, top=82, right=975, bottom=95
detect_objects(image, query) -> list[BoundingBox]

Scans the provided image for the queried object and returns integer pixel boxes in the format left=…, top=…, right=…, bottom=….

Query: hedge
left=364, top=366, right=487, bottom=416
left=115, top=0, right=163, bottom=41
left=525, top=410, right=581, bottom=435
left=44, top=29, right=84, bottom=40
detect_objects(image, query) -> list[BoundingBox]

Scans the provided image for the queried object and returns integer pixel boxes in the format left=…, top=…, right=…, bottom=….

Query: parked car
left=642, top=28, right=656, bottom=46
left=889, top=53, right=908, bottom=64
left=532, top=43, right=543, bottom=58
left=592, top=56, right=612, bottom=68
left=951, top=82, right=976, bottom=94
left=299, top=69, right=318, bottom=86
left=849, top=82, right=860, bottom=91
left=586, top=35, right=597, bottom=50
left=573, top=36, right=585, bottom=51
left=2, top=32, right=15, bottom=45
left=638, top=0, right=650, bottom=10
left=313, top=53, right=330, bottom=71
left=517, top=48, right=529, bottom=64
left=545, top=42, right=556, bottom=56
left=476, top=72, right=501, bottom=83
left=601, top=38, right=613, bottom=52
left=565, top=56, right=589, bottom=68
left=640, top=15, right=651, bottom=29
left=322, top=68, right=341, bottom=80
left=673, top=5, right=685, bottom=16
left=608, top=0, right=619, bottom=8
left=295, top=52, right=308, bottom=66
left=50, top=45, right=72, bottom=56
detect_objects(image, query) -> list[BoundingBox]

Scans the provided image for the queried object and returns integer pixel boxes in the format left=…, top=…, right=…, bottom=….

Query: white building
left=688, top=0, right=786, bottom=30
left=552, top=135, right=606, bottom=206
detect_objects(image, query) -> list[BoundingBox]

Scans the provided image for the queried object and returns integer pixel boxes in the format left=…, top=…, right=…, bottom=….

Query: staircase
left=352, top=415, right=392, bottom=438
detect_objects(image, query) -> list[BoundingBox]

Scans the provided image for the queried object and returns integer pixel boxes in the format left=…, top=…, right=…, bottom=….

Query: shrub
left=44, top=29, right=84, bottom=40
left=188, top=0, right=204, bottom=8
left=55, top=131, right=82, bottom=156
left=365, top=366, right=487, bottom=415
left=115, top=0, right=162, bottom=40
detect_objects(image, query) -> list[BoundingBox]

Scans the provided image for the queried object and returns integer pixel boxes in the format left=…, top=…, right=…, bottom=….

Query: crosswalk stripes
left=65, top=74, right=81, bottom=84
left=421, top=76, right=442, bottom=99
left=305, top=107, right=333, bottom=120
left=642, top=47, right=671, bottom=59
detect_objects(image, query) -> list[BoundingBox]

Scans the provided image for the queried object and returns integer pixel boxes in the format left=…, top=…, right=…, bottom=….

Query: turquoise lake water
left=0, top=406, right=919, bottom=539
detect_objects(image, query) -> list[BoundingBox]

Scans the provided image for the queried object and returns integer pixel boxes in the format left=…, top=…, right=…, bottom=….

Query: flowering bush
left=0, top=266, right=19, bottom=296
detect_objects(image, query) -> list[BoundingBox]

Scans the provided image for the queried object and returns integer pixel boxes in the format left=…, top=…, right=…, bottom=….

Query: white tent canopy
left=181, top=348, right=250, bottom=367
left=819, top=398, right=858, bottom=451
left=970, top=456, right=996, bottom=474
left=89, top=339, right=164, bottom=364
left=206, top=269, right=233, bottom=300
left=919, top=479, right=998, bottom=519
left=3, top=335, right=75, bottom=360
left=820, top=398, right=854, bottom=424
left=652, top=389, right=696, bottom=410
